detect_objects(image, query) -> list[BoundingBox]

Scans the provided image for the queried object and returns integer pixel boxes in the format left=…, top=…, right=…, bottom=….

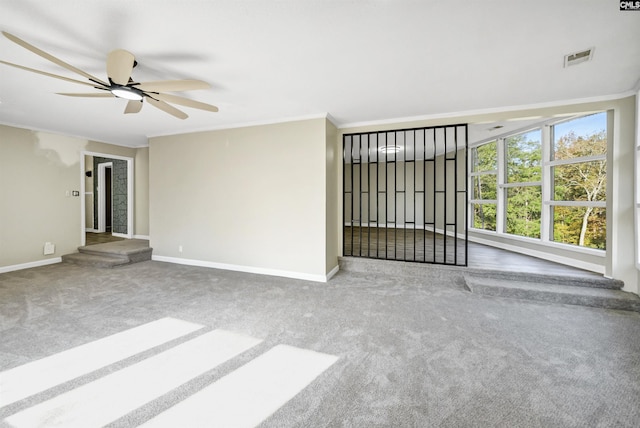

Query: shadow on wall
left=35, top=132, right=88, bottom=167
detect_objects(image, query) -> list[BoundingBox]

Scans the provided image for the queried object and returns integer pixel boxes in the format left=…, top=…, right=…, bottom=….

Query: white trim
left=541, top=124, right=552, bottom=243
left=337, top=91, right=637, bottom=130
left=97, top=162, right=113, bottom=233
left=326, top=264, right=340, bottom=281
left=469, top=233, right=604, bottom=273
left=500, top=181, right=541, bottom=188
left=470, top=226, right=607, bottom=257
left=325, top=113, right=339, bottom=128
left=85, top=228, right=99, bottom=233
left=83, top=151, right=134, bottom=162
left=0, top=258, right=61, bottom=274
left=635, top=88, right=640, bottom=267
left=133, top=234, right=150, bottom=240
left=545, top=200, right=606, bottom=208
left=151, top=256, right=333, bottom=283
left=469, top=199, right=498, bottom=204
left=112, top=233, right=129, bottom=239
left=469, top=170, right=498, bottom=176
left=80, top=154, right=86, bottom=246
left=546, top=153, right=606, bottom=167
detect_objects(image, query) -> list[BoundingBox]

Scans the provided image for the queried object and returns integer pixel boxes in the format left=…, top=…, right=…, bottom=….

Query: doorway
left=80, top=152, right=134, bottom=247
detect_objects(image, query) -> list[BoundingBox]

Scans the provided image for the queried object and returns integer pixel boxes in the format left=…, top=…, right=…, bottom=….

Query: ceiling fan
left=0, top=31, right=218, bottom=119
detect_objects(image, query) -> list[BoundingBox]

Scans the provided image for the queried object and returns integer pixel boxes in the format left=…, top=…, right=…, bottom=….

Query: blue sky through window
left=554, top=112, right=606, bottom=141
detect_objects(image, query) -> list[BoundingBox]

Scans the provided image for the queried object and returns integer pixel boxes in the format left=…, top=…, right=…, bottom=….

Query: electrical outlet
left=178, top=245, right=183, bottom=253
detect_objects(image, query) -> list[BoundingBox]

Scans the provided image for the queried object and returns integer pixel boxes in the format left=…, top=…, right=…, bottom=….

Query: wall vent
left=564, top=48, right=594, bottom=67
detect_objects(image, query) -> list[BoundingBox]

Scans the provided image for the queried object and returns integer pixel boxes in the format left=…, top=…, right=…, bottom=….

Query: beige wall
left=0, top=125, right=149, bottom=270
left=84, top=155, right=94, bottom=229
left=325, top=120, right=339, bottom=274
left=149, top=118, right=333, bottom=280
left=338, top=96, right=638, bottom=293
left=135, top=147, right=150, bottom=237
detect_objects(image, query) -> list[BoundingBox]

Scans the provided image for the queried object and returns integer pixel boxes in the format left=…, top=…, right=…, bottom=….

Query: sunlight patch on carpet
left=4, top=329, right=262, bottom=428
left=140, top=344, right=338, bottom=428
left=0, top=317, right=202, bottom=408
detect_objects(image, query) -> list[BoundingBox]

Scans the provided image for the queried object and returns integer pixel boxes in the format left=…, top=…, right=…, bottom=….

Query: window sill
left=469, top=228, right=606, bottom=257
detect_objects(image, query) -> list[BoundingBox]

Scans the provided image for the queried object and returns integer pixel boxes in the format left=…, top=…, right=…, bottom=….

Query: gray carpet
left=1, top=261, right=639, bottom=427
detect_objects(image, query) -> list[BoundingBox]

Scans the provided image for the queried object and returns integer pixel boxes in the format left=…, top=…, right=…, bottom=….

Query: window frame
left=469, top=141, right=498, bottom=231
left=468, top=112, right=608, bottom=253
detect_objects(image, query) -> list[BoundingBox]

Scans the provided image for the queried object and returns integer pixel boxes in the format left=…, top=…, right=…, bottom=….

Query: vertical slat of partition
left=343, top=125, right=468, bottom=266
left=432, top=129, right=437, bottom=263
left=413, top=130, right=417, bottom=261
left=454, top=127, right=458, bottom=265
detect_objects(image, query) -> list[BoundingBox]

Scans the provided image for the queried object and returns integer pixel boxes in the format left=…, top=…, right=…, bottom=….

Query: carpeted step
left=463, top=269, right=623, bottom=290
left=78, top=239, right=152, bottom=263
left=339, top=256, right=623, bottom=290
left=62, top=239, right=152, bottom=268
left=62, top=252, right=130, bottom=268
left=465, top=275, right=640, bottom=312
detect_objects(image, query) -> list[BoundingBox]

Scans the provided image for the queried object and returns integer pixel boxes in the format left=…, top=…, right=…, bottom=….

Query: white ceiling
left=1, top=0, right=639, bottom=148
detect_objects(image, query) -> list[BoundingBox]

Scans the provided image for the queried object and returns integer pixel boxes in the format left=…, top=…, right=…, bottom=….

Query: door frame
left=80, top=151, right=134, bottom=246
left=97, top=162, right=113, bottom=233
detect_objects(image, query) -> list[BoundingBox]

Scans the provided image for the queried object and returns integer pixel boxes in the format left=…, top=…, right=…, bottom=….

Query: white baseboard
left=152, top=255, right=333, bottom=283
left=85, top=228, right=98, bottom=233
left=0, top=257, right=62, bottom=274
left=326, top=264, right=340, bottom=280
left=133, top=235, right=150, bottom=240
left=112, top=233, right=130, bottom=239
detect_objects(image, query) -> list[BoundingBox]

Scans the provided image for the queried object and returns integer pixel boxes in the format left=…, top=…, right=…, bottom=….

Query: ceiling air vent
left=564, top=48, right=594, bottom=67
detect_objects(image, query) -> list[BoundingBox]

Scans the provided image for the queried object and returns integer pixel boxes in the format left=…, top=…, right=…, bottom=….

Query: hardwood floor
left=85, top=232, right=126, bottom=246
left=344, top=226, right=601, bottom=277
left=344, top=227, right=466, bottom=265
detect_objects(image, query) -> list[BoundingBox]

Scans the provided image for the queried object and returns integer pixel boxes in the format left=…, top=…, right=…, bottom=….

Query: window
left=550, top=113, right=607, bottom=249
left=470, top=141, right=497, bottom=231
left=469, top=112, right=607, bottom=251
left=505, top=130, right=542, bottom=238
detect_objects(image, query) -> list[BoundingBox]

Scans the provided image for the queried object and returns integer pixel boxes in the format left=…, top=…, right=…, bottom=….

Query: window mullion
left=496, top=137, right=506, bottom=233
left=541, top=124, right=552, bottom=243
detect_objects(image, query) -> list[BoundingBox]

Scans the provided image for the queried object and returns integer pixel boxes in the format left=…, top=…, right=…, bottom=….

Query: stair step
left=63, top=239, right=152, bottom=268
left=338, top=257, right=622, bottom=289
left=463, top=269, right=623, bottom=290
left=465, top=275, right=640, bottom=312
left=62, top=253, right=130, bottom=268
left=79, top=239, right=151, bottom=256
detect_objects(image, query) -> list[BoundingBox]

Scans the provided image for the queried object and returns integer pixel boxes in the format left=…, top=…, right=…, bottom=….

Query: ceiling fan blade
left=2, top=31, right=108, bottom=86
left=135, top=79, right=210, bottom=92
left=107, top=49, right=135, bottom=85
left=124, top=100, right=143, bottom=114
left=0, top=60, right=105, bottom=88
left=146, top=97, right=188, bottom=119
left=57, top=92, right=114, bottom=97
left=153, top=93, right=218, bottom=112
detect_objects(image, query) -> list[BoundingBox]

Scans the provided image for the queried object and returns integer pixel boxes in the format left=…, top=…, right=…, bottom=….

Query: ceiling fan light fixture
left=111, top=86, right=143, bottom=101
